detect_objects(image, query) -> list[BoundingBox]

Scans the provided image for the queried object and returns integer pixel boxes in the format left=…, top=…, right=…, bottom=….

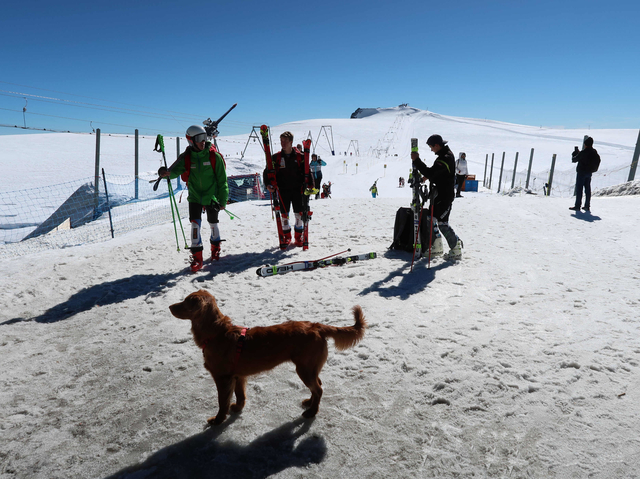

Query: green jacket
left=169, top=142, right=229, bottom=206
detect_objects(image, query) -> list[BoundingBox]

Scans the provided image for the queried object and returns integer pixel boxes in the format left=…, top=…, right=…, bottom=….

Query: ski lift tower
left=241, top=126, right=271, bottom=160
left=346, top=140, right=360, bottom=157
left=314, top=125, right=335, bottom=156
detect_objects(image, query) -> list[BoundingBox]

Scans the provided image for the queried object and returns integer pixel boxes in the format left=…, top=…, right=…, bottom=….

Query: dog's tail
left=322, top=305, right=366, bottom=351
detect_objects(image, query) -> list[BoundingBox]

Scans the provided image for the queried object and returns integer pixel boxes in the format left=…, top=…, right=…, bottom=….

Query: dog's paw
left=230, top=403, right=245, bottom=413
left=207, top=415, right=225, bottom=426
left=302, top=408, right=318, bottom=418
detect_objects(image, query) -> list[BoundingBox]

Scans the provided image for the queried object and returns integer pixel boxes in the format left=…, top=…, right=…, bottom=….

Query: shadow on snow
left=0, top=248, right=289, bottom=326
left=105, top=416, right=326, bottom=479
left=359, top=250, right=454, bottom=299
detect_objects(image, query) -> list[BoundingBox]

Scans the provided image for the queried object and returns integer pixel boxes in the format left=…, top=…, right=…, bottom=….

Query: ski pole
left=428, top=188, right=435, bottom=269
left=222, top=208, right=240, bottom=220
left=154, top=135, right=188, bottom=251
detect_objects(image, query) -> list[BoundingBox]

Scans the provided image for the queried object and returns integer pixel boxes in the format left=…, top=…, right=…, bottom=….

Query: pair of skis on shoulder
left=260, top=125, right=313, bottom=251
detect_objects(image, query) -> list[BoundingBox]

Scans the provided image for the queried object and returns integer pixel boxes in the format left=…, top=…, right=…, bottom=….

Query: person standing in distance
left=455, top=152, right=468, bottom=198
left=411, top=134, right=463, bottom=260
left=158, top=125, right=229, bottom=272
left=310, top=154, right=326, bottom=200
left=570, top=136, right=600, bottom=212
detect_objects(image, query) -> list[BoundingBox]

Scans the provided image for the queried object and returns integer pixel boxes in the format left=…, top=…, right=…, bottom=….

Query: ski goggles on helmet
left=188, top=132, right=207, bottom=144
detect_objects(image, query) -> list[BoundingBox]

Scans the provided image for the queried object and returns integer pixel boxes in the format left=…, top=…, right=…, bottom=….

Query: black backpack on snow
left=389, top=207, right=431, bottom=252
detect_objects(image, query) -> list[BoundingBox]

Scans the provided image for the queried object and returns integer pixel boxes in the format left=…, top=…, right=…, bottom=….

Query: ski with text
left=256, top=252, right=377, bottom=277
left=260, top=125, right=287, bottom=249
left=410, top=138, right=423, bottom=270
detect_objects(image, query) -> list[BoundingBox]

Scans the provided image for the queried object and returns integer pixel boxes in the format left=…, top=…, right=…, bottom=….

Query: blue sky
left=1, top=0, right=639, bottom=136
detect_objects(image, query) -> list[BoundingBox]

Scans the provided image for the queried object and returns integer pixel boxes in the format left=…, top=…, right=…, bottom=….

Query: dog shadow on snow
left=359, top=250, right=454, bottom=299
left=0, top=248, right=288, bottom=326
left=105, top=416, right=326, bottom=479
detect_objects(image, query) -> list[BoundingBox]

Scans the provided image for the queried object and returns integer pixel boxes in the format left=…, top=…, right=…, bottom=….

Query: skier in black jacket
left=411, top=134, right=463, bottom=259
left=570, top=136, right=600, bottom=212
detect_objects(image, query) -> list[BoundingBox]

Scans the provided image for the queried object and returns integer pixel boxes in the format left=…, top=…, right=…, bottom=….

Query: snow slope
left=1, top=107, right=640, bottom=478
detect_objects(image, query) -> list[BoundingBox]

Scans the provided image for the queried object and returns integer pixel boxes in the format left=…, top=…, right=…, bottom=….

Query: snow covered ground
left=1, top=108, right=640, bottom=478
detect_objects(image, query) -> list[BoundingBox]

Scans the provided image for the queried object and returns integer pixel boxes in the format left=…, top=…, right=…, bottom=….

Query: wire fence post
left=101, top=168, right=115, bottom=238
left=483, top=154, right=488, bottom=187
left=511, top=152, right=519, bottom=189
left=547, top=154, right=557, bottom=196
left=628, top=129, right=640, bottom=182
left=488, top=153, right=495, bottom=189
left=497, top=152, right=505, bottom=193
left=135, top=129, right=139, bottom=200
left=94, top=129, right=101, bottom=217
left=526, top=148, right=534, bottom=189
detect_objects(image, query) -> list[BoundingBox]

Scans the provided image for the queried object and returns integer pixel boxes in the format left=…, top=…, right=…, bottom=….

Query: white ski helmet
left=186, top=125, right=207, bottom=147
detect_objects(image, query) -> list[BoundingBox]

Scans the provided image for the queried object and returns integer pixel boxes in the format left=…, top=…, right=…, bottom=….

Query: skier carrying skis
left=263, top=131, right=314, bottom=247
left=158, top=125, right=229, bottom=272
left=411, top=134, right=463, bottom=260
left=369, top=181, right=379, bottom=198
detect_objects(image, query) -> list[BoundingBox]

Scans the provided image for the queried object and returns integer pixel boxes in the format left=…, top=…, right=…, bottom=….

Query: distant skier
left=411, top=134, right=463, bottom=260
left=570, top=136, right=600, bottom=212
left=158, top=125, right=229, bottom=272
left=263, top=131, right=314, bottom=247
left=310, top=154, right=326, bottom=200
left=369, top=181, right=379, bottom=198
left=399, top=177, right=405, bottom=188
left=321, top=181, right=332, bottom=199
left=455, top=152, right=468, bottom=198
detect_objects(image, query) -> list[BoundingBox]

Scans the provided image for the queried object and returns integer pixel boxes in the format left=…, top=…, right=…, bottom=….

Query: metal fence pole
left=547, top=154, right=557, bottom=196
left=135, top=129, right=139, bottom=200
left=526, top=148, right=534, bottom=189
left=628, top=129, right=640, bottom=182
left=483, top=154, right=488, bottom=187
left=102, top=168, right=115, bottom=238
left=511, top=152, right=519, bottom=189
left=488, top=153, right=495, bottom=189
left=94, top=129, right=101, bottom=215
left=497, top=152, right=505, bottom=193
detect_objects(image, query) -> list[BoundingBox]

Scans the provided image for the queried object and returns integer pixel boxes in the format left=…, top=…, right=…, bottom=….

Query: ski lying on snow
left=256, top=252, right=377, bottom=277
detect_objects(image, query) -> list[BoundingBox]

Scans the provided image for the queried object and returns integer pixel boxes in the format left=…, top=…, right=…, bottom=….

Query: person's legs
left=291, top=191, right=305, bottom=246
left=188, top=202, right=205, bottom=271
left=574, top=172, right=586, bottom=208
left=583, top=173, right=592, bottom=209
left=205, top=204, right=221, bottom=260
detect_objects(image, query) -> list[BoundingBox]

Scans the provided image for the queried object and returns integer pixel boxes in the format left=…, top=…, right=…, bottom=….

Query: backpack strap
left=181, top=145, right=223, bottom=185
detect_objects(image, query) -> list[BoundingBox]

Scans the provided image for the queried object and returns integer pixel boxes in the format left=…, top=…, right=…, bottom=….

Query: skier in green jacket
left=159, top=125, right=229, bottom=272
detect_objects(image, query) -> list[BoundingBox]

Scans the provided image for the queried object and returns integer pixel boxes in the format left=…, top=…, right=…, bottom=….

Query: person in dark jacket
left=411, top=134, right=463, bottom=259
left=263, top=131, right=314, bottom=247
left=570, top=136, right=600, bottom=212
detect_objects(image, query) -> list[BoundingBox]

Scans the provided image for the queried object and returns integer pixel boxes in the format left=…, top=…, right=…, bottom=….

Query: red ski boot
left=280, top=230, right=292, bottom=250
left=189, top=250, right=204, bottom=273
left=294, top=229, right=304, bottom=247
left=210, top=241, right=221, bottom=261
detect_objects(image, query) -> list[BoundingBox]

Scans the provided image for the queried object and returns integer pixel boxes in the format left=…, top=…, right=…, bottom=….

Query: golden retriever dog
left=169, top=289, right=366, bottom=425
